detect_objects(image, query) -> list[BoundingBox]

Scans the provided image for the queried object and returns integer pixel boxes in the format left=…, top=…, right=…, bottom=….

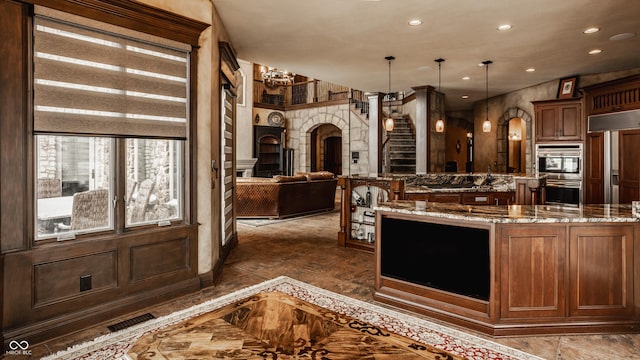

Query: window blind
left=33, top=16, right=189, bottom=139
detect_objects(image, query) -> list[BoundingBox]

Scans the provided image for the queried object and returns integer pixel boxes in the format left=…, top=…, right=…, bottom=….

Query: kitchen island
left=373, top=200, right=640, bottom=336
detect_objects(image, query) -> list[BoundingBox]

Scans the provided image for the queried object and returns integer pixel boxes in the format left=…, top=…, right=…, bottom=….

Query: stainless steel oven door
left=545, top=179, right=581, bottom=207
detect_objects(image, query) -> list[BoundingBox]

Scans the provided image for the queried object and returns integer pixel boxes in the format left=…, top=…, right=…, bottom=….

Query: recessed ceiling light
left=417, top=65, right=431, bottom=71
left=610, top=32, right=636, bottom=41
left=461, top=95, right=469, bottom=99
left=408, top=19, right=422, bottom=26
left=583, top=27, right=599, bottom=34
left=462, top=76, right=470, bottom=80
left=589, top=49, right=603, bottom=55
left=526, top=68, right=535, bottom=72
left=497, top=24, right=512, bottom=31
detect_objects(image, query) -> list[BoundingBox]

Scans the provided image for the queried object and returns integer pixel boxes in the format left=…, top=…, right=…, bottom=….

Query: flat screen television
left=380, top=217, right=490, bottom=301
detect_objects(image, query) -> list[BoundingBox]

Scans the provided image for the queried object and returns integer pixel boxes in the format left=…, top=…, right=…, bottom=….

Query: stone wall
left=285, top=104, right=370, bottom=176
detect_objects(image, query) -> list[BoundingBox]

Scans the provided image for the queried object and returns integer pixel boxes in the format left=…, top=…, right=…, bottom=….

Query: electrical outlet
left=80, top=275, right=92, bottom=292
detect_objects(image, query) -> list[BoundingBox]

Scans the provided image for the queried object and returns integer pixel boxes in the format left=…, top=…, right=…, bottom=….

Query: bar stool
left=527, top=178, right=546, bottom=205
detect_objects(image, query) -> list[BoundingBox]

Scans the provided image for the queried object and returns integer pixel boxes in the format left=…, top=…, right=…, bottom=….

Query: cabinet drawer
left=428, top=193, right=461, bottom=203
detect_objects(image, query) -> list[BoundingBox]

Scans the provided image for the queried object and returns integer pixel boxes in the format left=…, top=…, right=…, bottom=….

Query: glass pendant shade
left=434, top=58, right=445, bottom=133
left=482, top=60, right=492, bottom=133
left=384, top=55, right=395, bottom=132
left=482, top=119, right=491, bottom=132
left=384, top=117, right=395, bottom=131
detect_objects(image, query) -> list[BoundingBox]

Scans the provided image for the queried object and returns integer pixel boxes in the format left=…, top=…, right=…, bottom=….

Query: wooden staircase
left=386, top=115, right=416, bottom=174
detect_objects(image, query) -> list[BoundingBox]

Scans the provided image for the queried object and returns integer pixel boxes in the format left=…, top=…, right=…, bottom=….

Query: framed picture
left=557, top=77, right=577, bottom=99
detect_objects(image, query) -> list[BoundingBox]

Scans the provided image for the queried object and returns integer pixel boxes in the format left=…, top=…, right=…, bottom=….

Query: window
left=36, top=135, right=114, bottom=239
left=33, top=10, right=190, bottom=241
left=125, top=139, right=183, bottom=226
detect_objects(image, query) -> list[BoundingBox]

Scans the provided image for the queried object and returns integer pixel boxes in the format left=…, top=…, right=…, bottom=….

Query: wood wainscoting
left=2, top=225, right=200, bottom=345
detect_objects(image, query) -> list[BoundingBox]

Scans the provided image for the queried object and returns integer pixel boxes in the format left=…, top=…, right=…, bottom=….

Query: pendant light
left=482, top=60, right=493, bottom=133
left=434, top=58, right=445, bottom=133
left=384, top=56, right=395, bottom=132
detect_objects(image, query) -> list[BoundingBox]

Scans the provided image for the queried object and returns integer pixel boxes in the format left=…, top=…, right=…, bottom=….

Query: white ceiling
left=213, top=0, right=640, bottom=111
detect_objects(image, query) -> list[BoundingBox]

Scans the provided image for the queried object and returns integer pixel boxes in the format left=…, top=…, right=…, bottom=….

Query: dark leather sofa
left=236, top=171, right=337, bottom=219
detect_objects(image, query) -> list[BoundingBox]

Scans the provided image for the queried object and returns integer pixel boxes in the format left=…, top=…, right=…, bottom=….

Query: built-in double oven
left=535, top=143, right=583, bottom=206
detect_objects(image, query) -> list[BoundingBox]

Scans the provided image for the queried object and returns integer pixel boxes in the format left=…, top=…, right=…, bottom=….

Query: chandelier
left=261, top=66, right=294, bottom=87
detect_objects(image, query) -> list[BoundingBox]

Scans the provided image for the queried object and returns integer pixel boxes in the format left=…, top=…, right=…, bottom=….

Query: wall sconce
left=456, top=139, right=461, bottom=154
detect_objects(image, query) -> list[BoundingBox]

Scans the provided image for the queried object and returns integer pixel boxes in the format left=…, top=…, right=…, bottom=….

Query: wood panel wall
left=0, top=0, right=209, bottom=346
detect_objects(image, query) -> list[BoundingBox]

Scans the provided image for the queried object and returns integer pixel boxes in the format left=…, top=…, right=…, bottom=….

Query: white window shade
left=33, top=16, right=189, bottom=139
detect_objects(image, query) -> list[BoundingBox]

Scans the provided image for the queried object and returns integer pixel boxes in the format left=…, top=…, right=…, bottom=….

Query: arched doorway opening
left=506, top=118, right=526, bottom=173
left=310, top=123, right=342, bottom=175
left=498, top=108, right=533, bottom=174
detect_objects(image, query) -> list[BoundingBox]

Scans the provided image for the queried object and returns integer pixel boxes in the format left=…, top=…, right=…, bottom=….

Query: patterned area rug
left=41, top=277, right=543, bottom=360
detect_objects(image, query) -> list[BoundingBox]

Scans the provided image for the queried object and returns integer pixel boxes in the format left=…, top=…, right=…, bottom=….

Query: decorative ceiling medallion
left=267, top=111, right=285, bottom=126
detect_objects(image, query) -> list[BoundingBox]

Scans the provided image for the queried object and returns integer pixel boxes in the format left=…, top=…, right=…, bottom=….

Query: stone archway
left=497, top=107, right=533, bottom=174
left=294, top=106, right=350, bottom=174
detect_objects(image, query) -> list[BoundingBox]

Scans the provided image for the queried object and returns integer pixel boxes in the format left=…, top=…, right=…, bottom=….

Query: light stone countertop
left=374, top=200, right=639, bottom=224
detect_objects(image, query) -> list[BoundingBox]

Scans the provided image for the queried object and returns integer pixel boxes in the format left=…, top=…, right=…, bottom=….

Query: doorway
left=324, top=136, right=342, bottom=175
left=498, top=108, right=532, bottom=174
left=507, top=118, right=526, bottom=173
left=310, top=123, right=342, bottom=174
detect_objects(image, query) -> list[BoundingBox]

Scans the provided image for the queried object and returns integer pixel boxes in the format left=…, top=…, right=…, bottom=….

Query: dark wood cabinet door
left=499, top=225, right=566, bottom=319
left=568, top=224, right=635, bottom=318
left=534, top=99, right=582, bottom=142
left=536, top=106, right=559, bottom=141
left=559, top=104, right=581, bottom=139
left=584, top=132, right=604, bottom=204
left=493, top=192, right=515, bottom=205
left=619, top=130, right=640, bottom=204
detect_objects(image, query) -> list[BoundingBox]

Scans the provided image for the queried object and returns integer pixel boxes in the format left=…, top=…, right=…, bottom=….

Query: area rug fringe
left=41, top=276, right=543, bottom=360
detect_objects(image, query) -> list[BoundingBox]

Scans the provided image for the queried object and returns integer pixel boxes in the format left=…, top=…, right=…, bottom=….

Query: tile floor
left=28, top=203, right=640, bottom=359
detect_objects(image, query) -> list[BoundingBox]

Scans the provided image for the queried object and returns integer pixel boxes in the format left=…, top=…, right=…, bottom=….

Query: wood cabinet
left=533, top=98, right=583, bottom=142
left=499, top=226, right=566, bottom=319
left=583, top=74, right=640, bottom=115
left=584, top=132, right=605, bottom=204
left=405, top=191, right=515, bottom=205
left=583, top=75, right=640, bottom=204
left=568, top=224, right=635, bottom=318
left=374, top=209, right=640, bottom=336
left=337, top=177, right=404, bottom=252
left=493, top=191, right=516, bottom=205
left=254, top=125, right=284, bottom=177
left=619, top=130, right=640, bottom=203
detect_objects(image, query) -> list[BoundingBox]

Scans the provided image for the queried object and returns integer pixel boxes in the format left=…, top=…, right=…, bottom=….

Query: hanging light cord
left=388, top=59, right=391, bottom=96
left=483, top=60, right=492, bottom=121
left=384, top=55, right=395, bottom=113
left=438, top=61, right=442, bottom=92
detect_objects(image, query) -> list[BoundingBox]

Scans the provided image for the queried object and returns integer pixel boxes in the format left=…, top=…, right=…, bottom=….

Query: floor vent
left=107, top=313, right=155, bottom=332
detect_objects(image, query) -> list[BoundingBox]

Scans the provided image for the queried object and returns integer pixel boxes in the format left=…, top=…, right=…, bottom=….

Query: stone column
left=413, top=86, right=430, bottom=174
left=367, top=93, right=381, bottom=177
